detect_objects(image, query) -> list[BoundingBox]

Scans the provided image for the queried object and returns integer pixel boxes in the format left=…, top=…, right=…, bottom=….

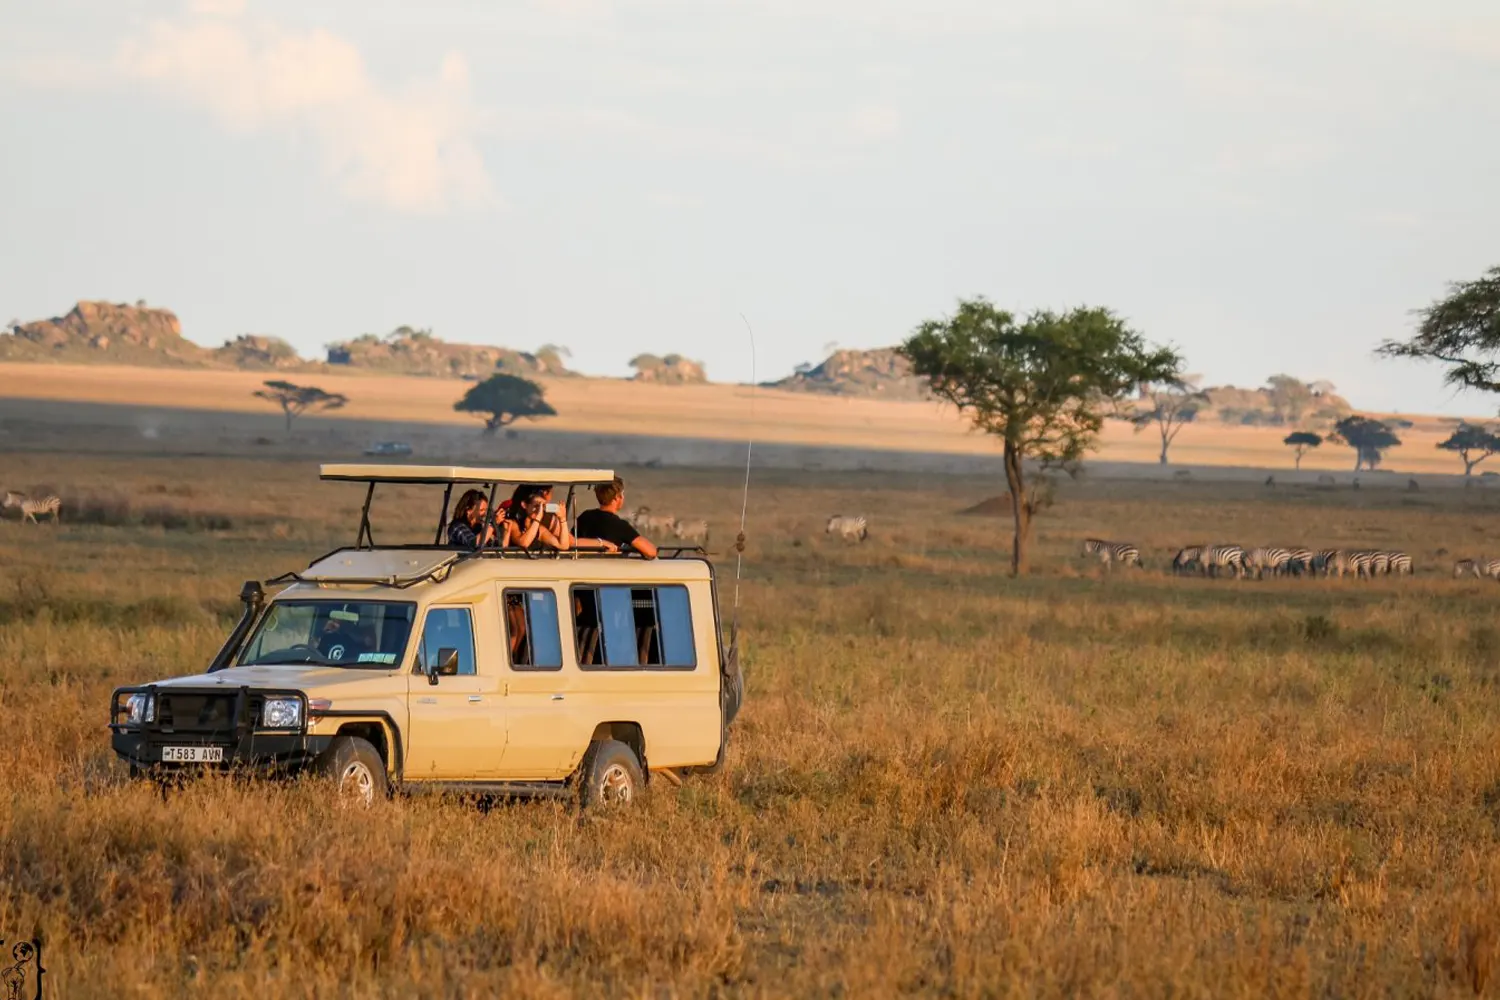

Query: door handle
left=467, top=695, right=483, bottom=703
left=550, top=694, right=565, bottom=701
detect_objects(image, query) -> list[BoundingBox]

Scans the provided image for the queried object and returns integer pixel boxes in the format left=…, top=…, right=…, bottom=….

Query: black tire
left=577, top=739, right=644, bottom=808
left=311, top=736, right=387, bottom=807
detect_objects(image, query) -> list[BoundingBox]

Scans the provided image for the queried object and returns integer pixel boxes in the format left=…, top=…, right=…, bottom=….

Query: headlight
left=125, top=693, right=155, bottom=724
left=261, top=698, right=303, bottom=729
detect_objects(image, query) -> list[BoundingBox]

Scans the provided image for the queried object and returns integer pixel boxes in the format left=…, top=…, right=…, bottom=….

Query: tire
left=577, top=739, right=644, bottom=808
left=311, top=736, right=387, bottom=807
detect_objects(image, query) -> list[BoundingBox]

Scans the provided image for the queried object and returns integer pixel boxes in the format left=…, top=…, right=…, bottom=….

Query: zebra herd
left=2, top=491, right=61, bottom=524
left=1168, top=545, right=1414, bottom=579
left=628, top=506, right=710, bottom=545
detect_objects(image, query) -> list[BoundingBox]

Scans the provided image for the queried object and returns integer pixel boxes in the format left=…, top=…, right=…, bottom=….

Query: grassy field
left=0, top=361, right=1482, bottom=474
left=2, top=449, right=1500, bottom=997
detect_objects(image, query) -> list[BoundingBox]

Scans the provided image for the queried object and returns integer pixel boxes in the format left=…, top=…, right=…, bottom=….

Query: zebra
left=672, top=518, right=710, bottom=545
left=1081, top=538, right=1141, bottom=569
left=1314, top=549, right=1349, bottom=578
left=2, top=491, right=61, bottom=524
left=1243, top=546, right=1294, bottom=579
left=1384, top=551, right=1413, bottom=576
left=1204, top=544, right=1246, bottom=579
left=825, top=515, right=868, bottom=542
left=1171, top=545, right=1206, bottom=575
left=1344, top=550, right=1385, bottom=579
left=1284, top=547, right=1315, bottom=577
left=1454, top=558, right=1481, bottom=579
left=629, top=507, right=677, bottom=537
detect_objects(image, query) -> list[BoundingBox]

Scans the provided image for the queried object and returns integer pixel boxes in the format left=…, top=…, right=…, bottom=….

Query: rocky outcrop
left=769, top=347, right=930, bottom=400
left=214, top=334, right=304, bottom=370
left=326, top=327, right=574, bottom=379
left=2, top=301, right=211, bottom=365
left=629, top=353, right=707, bottom=385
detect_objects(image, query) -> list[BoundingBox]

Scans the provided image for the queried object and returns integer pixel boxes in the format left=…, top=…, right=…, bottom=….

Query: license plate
left=160, top=745, right=225, bottom=763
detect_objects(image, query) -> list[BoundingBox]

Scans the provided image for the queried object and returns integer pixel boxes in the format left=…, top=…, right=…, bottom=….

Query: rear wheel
left=312, top=736, right=387, bottom=807
left=578, top=739, right=644, bottom=808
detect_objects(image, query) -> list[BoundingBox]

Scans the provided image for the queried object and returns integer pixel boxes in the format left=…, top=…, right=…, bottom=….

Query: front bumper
left=109, top=684, right=331, bottom=772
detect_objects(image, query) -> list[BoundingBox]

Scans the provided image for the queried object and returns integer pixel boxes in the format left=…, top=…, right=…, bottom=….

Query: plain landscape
left=2, top=392, right=1500, bottom=994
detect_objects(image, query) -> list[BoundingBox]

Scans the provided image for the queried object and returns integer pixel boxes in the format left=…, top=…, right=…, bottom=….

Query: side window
left=505, top=590, right=563, bottom=670
left=572, top=585, right=696, bottom=670
left=418, top=607, right=476, bottom=676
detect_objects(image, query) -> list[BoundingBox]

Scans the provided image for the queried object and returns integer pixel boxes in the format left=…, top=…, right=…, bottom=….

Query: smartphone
left=545, top=503, right=560, bottom=515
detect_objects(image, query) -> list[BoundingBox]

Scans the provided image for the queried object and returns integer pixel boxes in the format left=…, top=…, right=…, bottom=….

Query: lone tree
left=1283, top=431, right=1323, bottom=470
left=454, top=374, right=556, bottom=434
left=1331, top=416, right=1401, bottom=471
left=1379, top=265, right=1500, bottom=391
left=253, top=380, right=348, bottom=432
left=901, top=297, right=1182, bottom=576
left=1437, top=422, right=1500, bottom=476
left=1130, top=378, right=1207, bottom=464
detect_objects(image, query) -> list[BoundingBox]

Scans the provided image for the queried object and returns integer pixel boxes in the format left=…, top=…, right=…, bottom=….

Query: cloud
left=114, top=5, right=492, bottom=213
left=847, top=105, right=902, bottom=142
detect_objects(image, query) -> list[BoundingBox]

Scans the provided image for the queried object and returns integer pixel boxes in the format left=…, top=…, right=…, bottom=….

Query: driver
left=315, top=614, right=369, bottom=662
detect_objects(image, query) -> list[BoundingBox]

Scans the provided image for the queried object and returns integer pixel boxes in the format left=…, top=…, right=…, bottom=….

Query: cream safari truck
left=109, top=465, right=745, bottom=806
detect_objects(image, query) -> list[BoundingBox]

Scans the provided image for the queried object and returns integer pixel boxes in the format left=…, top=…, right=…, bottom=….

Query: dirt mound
left=2, top=301, right=212, bottom=366
left=630, top=353, right=707, bottom=385
left=325, top=327, right=573, bottom=379
left=769, top=347, right=930, bottom=400
left=958, top=494, right=1013, bottom=516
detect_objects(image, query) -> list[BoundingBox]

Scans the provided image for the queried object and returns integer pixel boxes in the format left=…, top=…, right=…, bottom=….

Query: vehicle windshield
left=238, top=600, right=417, bottom=668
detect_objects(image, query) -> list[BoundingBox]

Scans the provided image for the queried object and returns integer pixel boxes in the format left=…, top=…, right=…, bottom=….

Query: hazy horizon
left=2, top=1, right=1497, bottom=416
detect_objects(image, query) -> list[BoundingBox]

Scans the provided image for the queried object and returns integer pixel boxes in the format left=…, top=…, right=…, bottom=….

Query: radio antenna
left=731, top=314, right=757, bottom=628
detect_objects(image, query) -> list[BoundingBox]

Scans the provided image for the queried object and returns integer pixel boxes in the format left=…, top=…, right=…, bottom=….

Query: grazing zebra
left=825, top=515, right=869, bottom=542
left=1081, top=538, right=1142, bottom=569
left=1243, top=546, right=1295, bottom=579
left=1384, top=551, right=1413, bottom=576
left=1171, top=545, right=1206, bottom=575
left=629, top=507, right=677, bottom=536
left=1314, top=549, right=1349, bottom=578
left=1204, top=544, right=1246, bottom=579
left=1284, top=547, right=1316, bottom=577
left=2, top=491, right=61, bottom=524
left=1454, top=558, right=1480, bottom=579
left=672, top=518, right=710, bottom=545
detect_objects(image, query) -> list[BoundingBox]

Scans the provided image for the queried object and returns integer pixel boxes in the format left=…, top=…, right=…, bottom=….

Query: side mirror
left=436, top=647, right=460, bottom=676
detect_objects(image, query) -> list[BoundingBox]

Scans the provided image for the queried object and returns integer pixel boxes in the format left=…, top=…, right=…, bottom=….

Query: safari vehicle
left=109, top=465, right=745, bottom=806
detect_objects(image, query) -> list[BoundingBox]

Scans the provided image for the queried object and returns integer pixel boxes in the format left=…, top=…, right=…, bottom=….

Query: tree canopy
left=454, top=374, right=556, bottom=433
left=252, top=380, right=348, bottom=431
left=1265, top=375, right=1315, bottom=425
left=1130, top=378, right=1206, bottom=465
left=1330, top=416, right=1401, bottom=471
left=900, top=297, right=1182, bottom=575
left=1378, top=265, right=1500, bottom=392
left=1436, top=422, right=1500, bottom=476
left=1282, top=431, right=1323, bottom=470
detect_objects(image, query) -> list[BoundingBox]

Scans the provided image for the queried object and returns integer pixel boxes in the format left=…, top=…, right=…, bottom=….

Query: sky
left=2, top=0, right=1497, bottom=415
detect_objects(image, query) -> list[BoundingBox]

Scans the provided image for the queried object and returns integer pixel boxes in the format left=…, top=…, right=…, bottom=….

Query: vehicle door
left=496, top=585, right=584, bottom=779
left=405, top=604, right=506, bottom=780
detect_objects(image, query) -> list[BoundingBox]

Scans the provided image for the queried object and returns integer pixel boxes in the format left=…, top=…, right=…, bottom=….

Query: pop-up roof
left=320, top=464, right=615, bottom=486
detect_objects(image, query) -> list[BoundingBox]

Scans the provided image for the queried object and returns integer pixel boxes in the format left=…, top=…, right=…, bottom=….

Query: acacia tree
left=1130, top=378, right=1206, bottom=464
left=454, top=374, right=556, bottom=434
left=1265, top=375, right=1314, bottom=426
left=1379, top=265, right=1500, bottom=391
left=901, top=298, right=1182, bottom=576
left=1437, top=423, right=1500, bottom=476
left=1331, top=416, right=1401, bottom=471
left=253, top=380, right=348, bottom=432
left=1283, top=431, right=1323, bottom=470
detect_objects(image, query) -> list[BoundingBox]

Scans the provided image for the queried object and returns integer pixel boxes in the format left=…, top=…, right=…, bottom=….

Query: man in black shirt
left=577, top=476, right=658, bottom=558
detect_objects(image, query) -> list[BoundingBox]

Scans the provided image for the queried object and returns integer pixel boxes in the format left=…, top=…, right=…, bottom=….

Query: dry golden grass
left=0, top=361, right=1481, bottom=474
left=1, top=450, right=1499, bottom=996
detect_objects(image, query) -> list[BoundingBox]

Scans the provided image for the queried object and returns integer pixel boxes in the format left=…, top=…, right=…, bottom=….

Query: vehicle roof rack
left=320, top=464, right=615, bottom=486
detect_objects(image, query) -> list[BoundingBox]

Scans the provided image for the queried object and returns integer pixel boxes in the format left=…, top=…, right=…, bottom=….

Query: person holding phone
left=502, top=484, right=616, bottom=552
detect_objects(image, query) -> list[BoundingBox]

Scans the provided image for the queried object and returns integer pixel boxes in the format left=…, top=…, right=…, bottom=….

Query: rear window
left=505, top=589, right=564, bottom=670
left=572, top=585, right=696, bottom=670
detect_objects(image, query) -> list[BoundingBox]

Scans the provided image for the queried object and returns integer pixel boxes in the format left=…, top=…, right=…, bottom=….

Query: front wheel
left=577, top=740, right=644, bottom=808
left=311, top=735, right=388, bottom=807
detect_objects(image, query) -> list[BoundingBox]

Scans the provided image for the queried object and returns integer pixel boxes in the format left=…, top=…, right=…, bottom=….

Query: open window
left=505, top=589, right=563, bottom=670
left=572, top=585, right=696, bottom=670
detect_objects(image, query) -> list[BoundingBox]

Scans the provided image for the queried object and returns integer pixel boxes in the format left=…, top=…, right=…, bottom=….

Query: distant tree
left=253, top=380, right=348, bottom=432
left=1130, top=378, right=1207, bottom=464
left=1379, top=265, right=1500, bottom=393
left=1308, top=379, right=1337, bottom=398
left=454, top=374, right=556, bottom=434
left=1283, top=431, right=1323, bottom=470
left=794, top=361, right=814, bottom=376
left=1437, top=422, right=1500, bottom=476
left=1265, top=374, right=1314, bottom=425
left=900, top=297, right=1182, bottom=576
left=1330, top=416, right=1402, bottom=471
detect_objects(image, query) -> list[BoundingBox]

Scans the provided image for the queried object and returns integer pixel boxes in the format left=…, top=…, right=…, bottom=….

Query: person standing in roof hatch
left=577, top=476, right=658, bottom=558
